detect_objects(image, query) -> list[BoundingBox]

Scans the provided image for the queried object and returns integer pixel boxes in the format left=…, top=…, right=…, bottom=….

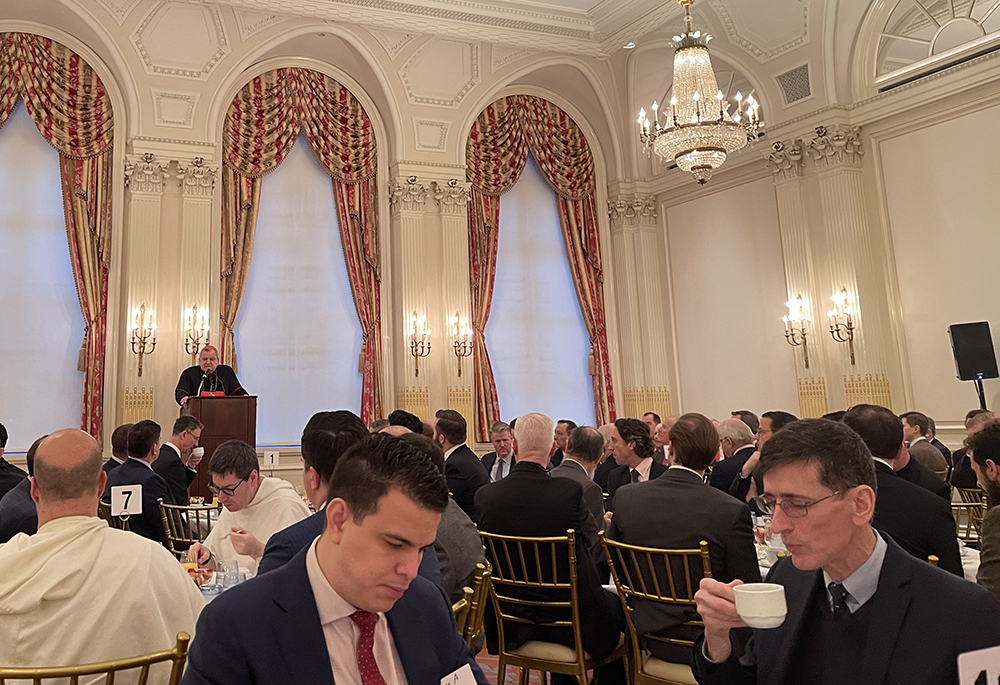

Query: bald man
left=0, top=429, right=204, bottom=678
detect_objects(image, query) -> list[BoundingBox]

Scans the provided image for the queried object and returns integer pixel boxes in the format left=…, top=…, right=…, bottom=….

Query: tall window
left=0, top=104, right=85, bottom=451
left=235, top=135, right=363, bottom=443
left=486, top=155, right=595, bottom=425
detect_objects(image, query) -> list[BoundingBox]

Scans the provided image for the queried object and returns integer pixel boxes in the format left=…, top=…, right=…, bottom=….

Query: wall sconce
left=130, top=303, right=157, bottom=377
left=782, top=294, right=809, bottom=369
left=409, top=311, right=431, bottom=377
left=184, top=305, right=210, bottom=363
left=450, top=312, right=473, bottom=377
left=827, top=287, right=856, bottom=365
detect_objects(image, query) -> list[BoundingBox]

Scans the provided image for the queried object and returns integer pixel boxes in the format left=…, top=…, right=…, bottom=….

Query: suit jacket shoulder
left=0, top=478, right=37, bottom=542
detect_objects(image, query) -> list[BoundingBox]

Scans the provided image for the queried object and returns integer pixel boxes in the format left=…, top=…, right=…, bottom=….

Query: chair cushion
left=508, top=634, right=625, bottom=663
left=643, top=655, right=697, bottom=684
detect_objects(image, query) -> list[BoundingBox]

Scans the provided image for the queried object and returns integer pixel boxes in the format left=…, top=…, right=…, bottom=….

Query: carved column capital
left=177, top=159, right=217, bottom=197
left=431, top=179, right=471, bottom=215
left=388, top=176, right=428, bottom=214
left=807, top=125, right=864, bottom=169
left=607, top=195, right=658, bottom=229
left=124, top=153, right=169, bottom=194
left=765, top=139, right=806, bottom=181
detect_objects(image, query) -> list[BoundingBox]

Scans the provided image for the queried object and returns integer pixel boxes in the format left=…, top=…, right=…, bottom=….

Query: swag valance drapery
left=466, top=95, right=616, bottom=441
left=221, top=68, right=383, bottom=423
left=0, top=33, right=114, bottom=439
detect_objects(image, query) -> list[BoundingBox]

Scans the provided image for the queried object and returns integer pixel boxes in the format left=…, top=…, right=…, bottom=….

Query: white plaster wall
left=666, top=176, right=799, bottom=419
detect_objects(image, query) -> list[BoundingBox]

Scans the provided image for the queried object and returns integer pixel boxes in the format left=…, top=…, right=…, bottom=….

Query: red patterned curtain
left=0, top=33, right=114, bottom=438
left=222, top=68, right=382, bottom=422
left=466, top=95, right=616, bottom=434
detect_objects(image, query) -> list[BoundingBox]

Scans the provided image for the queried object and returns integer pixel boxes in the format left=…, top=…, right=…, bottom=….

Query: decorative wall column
left=389, top=176, right=431, bottom=419
left=177, top=159, right=217, bottom=370
left=766, top=140, right=830, bottom=417
left=608, top=194, right=673, bottom=420
left=808, top=125, right=892, bottom=407
left=433, top=179, right=474, bottom=427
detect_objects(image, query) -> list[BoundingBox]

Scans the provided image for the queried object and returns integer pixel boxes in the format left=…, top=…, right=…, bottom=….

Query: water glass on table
left=218, top=560, right=239, bottom=588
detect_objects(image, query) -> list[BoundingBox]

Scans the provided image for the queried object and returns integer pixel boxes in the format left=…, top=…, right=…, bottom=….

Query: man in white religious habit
left=188, top=439, right=310, bottom=576
left=0, top=429, right=204, bottom=683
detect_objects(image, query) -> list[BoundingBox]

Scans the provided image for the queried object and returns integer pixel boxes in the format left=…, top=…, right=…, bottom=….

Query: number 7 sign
left=111, top=485, right=143, bottom=517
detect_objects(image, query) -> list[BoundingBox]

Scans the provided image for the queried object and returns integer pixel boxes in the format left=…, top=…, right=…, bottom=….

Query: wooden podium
left=183, top=396, right=257, bottom=500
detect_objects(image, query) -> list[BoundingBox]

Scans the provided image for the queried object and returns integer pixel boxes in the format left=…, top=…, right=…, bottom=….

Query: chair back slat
left=461, top=561, right=492, bottom=647
left=158, top=500, right=222, bottom=558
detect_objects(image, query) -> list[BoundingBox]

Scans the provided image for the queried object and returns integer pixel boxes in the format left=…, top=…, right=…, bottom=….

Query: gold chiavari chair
left=928, top=555, right=939, bottom=567
left=601, top=533, right=710, bottom=685
left=97, top=499, right=130, bottom=532
left=957, top=487, right=988, bottom=504
left=159, top=499, right=222, bottom=560
left=479, top=529, right=627, bottom=685
left=462, top=561, right=492, bottom=648
left=953, top=501, right=986, bottom=545
left=933, top=469, right=949, bottom=482
left=453, top=587, right=474, bottom=638
left=0, top=633, right=189, bottom=685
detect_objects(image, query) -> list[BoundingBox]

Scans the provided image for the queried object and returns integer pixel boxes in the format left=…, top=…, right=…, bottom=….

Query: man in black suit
left=730, top=410, right=798, bottom=504
left=434, top=409, right=489, bottom=522
left=605, top=417, right=666, bottom=513
left=152, top=416, right=203, bottom=506
left=550, top=425, right=605, bottom=531
left=480, top=420, right=514, bottom=482
left=103, top=420, right=175, bottom=547
left=609, top=413, right=760, bottom=664
left=594, top=423, right=618, bottom=493
left=550, top=419, right=576, bottom=469
left=892, top=437, right=950, bottom=501
left=476, top=413, right=626, bottom=685
left=0, top=434, right=44, bottom=542
left=842, top=405, right=962, bottom=576
left=103, top=423, right=132, bottom=474
left=0, top=423, right=27, bottom=501
left=709, top=419, right=756, bottom=492
left=693, top=419, right=1000, bottom=685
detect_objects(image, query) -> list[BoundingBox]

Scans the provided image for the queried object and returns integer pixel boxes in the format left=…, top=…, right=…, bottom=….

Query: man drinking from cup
left=693, top=419, right=1000, bottom=685
left=153, top=415, right=204, bottom=506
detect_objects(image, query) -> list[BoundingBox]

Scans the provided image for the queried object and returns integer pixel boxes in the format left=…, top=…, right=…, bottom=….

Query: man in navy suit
left=0, top=434, right=44, bottom=542
left=434, top=409, right=489, bottom=522
left=480, top=420, right=514, bottom=482
left=183, top=432, right=488, bottom=685
left=152, top=415, right=203, bottom=506
left=605, top=417, right=667, bottom=513
left=710, top=419, right=757, bottom=492
left=103, top=420, right=174, bottom=547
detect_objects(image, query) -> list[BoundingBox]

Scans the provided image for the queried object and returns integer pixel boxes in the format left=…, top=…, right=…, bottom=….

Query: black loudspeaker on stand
left=949, top=322, right=999, bottom=410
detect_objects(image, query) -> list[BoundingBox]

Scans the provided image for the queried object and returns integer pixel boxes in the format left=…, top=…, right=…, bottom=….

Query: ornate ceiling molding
left=125, top=154, right=170, bottom=194
left=432, top=180, right=471, bottom=214
left=388, top=176, right=429, bottom=214
left=607, top=194, right=658, bottom=228
left=764, top=139, right=805, bottom=181
left=807, top=125, right=863, bottom=169
left=177, top=160, right=218, bottom=198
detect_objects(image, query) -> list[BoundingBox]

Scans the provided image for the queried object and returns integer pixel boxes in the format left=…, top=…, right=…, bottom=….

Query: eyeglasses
left=208, top=472, right=250, bottom=497
left=752, top=490, right=845, bottom=518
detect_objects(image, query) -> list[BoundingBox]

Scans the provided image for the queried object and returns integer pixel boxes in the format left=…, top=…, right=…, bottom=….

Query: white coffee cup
left=733, top=582, right=786, bottom=629
left=191, top=447, right=205, bottom=458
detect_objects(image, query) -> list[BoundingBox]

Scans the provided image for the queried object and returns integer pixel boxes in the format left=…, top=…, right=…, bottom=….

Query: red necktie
left=350, top=610, right=388, bottom=685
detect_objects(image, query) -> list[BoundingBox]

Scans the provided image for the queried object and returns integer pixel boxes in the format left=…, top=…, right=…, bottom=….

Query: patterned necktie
left=630, top=469, right=640, bottom=483
left=350, top=610, right=387, bottom=685
left=828, top=582, right=851, bottom=619
left=494, top=457, right=505, bottom=481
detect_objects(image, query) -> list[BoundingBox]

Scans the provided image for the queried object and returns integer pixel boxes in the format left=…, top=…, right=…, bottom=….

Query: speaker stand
left=975, top=376, right=988, bottom=410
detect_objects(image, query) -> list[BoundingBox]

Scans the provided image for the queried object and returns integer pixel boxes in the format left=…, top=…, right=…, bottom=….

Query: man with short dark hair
left=693, top=419, right=1000, bottom=685
left=642, top=412, right=662, bottom=436
left=182, top=433, right=488, bottom=685
left=710, top=419, right=756, bottom=493
left=481, top=421, right=513, bottom=482
left=153, top=415, right=204, bottom=506
left=609, top=413, right=759, bottom=666
left=188, top=440, right=309, bottom=576
left=900, top=411, right=948, bottom=472
left=551, top=419, right=577, bottom=468
left=730, top=410, right=759, bottom=435
left=952, top=410, right=996, bottom=489
left=434, top=409, right=489, bottom=522
left=0, top=435, right=44, bottom=542
left=842, top=405, right=961, bottom=576
left=103, top=419, right=175, bottom=547
left=730, top=410, right=798, bottom=503
left=551, top=426, right=606, bottom=533
left=103, top=423, right=132, bottom=474
left=888, top=413, right=951, bottom=500
left=966, top=421, right=1000, bottom=604
left=0, top=423, right=27, bottom=501
left=925, top=417, right=952, bottom=467
left=388, top=409, right=423, bottom=434
left=606, top=417, right=666, bottom=512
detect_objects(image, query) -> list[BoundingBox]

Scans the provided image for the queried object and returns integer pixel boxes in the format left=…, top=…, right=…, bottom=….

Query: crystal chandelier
left=637, top=0, right=764, bottom=184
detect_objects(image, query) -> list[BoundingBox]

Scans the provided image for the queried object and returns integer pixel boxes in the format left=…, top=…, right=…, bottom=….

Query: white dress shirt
left=633, top=456, right=654, bottom=482
left=305, top=538, right=409, bottom=685
left=491, top=454, right=511, bottom=481
left=443, top=445, right=460, bottom=461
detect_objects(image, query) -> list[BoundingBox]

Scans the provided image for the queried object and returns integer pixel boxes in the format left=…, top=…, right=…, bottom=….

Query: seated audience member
left=841, top=405, right=962, bottom=576
left=693, top=419, right=1000, bottom=685
left=594, top=422, right=619, bottom=493
left=257, top=411, right=368, bottom=575
left=475, top=413, right=626, bottom=685
left=368, top=418, right=389, bottom=433
left=609, top=413, right=759, bottom=664
left=481, top=421, right=514, bottom=482
left=0, top=423, right=27, bottom=501
left=434, top=409, right=489, bottom=522
left=0, top=429, right=203, bottom=677
left=821, top=410, right=846, bottom=422
left=104, top=420, right=175, bottom=547
left=968, top=420, right=1000, bottom=604
left=900, top=411, right=949, bottom=473
left=0, top=435, right=44, bottom=542
left=401, top=432, right=484, bottom=603
left=103, top=422, right=132, bottom=473
left=887, top=416, right=950, bottom=501
left=388, top=409, right=423, bottom=434
left=551, top=419, right=577, bottom=468
left=551, top=426, right=606, bottom=536
left=926, top=417, right=952, bottom=467
left=652, top=417, right=677, bottom=465
left=730, top=410, right=759, bottom=435
left=606, top=417, right=666, bottom=512
left=188, top=440, right=310, bottom=576
left=380, top=424, right=412, bottom=437
left=643, top=411, right=662, bottom=436
left=153, top=415, right=204, bottom=506
left=182, top=433, right=488, bottom=685
left=730, top=411, right=798, bottom=503
left=710, top=419, right=757, bottom=493
left=952, top=410, right=994, bottom=490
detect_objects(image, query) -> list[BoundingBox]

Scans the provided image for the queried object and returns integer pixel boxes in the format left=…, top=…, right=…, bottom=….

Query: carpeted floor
left=475, top=650, right=546, bottom=684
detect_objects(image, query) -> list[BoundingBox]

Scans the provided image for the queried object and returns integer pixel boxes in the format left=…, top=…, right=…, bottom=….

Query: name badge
left=440, top=664, right=477, bottom=685
left=111, top=484, right=143, bottom=517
